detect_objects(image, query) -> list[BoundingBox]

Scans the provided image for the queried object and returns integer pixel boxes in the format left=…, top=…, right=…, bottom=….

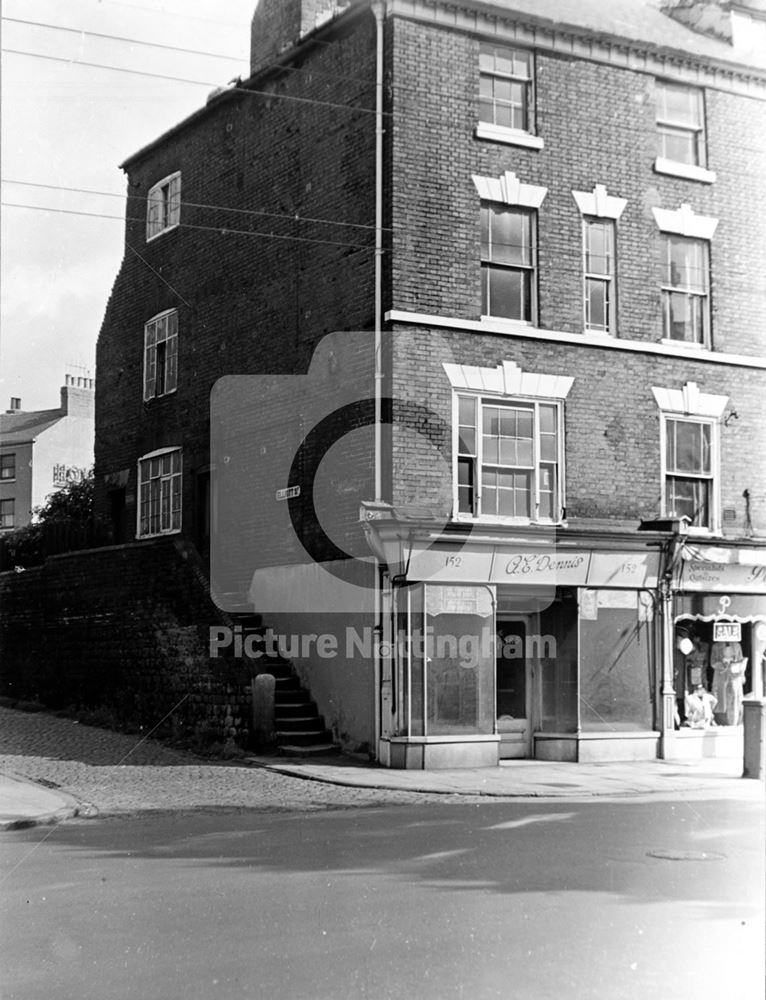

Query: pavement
left=1, top=706, right=761, bottom=829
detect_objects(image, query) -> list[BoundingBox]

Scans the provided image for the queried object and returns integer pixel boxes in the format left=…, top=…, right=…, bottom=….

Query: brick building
left=95, top=0, right=766, bottom=767
left=1, top=375, right=95, bottom=532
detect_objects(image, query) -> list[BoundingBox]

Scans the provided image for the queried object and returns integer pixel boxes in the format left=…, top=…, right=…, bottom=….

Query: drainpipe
left=372, top=0, right=385, bottom=505
left=371, top=0, right=386, bottom=759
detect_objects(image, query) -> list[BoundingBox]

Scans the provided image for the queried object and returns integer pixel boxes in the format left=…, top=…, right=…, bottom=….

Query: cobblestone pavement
left=0, top=708, right=466, bottom=816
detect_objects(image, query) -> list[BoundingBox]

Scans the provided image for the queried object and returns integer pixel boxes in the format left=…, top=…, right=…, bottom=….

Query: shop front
left=362, top=511, right=664, bottom=768
left=667, top=546, right=766, bottom=760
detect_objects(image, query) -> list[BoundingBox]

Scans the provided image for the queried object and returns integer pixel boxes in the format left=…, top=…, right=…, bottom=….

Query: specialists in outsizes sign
left=681, top=560, right=766, bottom=594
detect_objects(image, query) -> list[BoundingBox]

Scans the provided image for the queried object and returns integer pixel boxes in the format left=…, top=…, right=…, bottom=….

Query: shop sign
left=713, top=621, right=741, bottom=642
left=489, top=549, right=590, bottom=586
left=406, top=544, right=660, bottom=589
left=588, top=552, right=659, bottom=588
left=682, top=560, right=766, bottom=594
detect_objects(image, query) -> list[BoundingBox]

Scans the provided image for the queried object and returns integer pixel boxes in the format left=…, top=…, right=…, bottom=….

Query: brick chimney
left=60, top=373, right=95, bottom=418
left=250, top=0, right=346, bottom=75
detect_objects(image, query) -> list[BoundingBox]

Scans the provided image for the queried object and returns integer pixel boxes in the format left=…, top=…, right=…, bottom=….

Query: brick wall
left=0, top=539, right=257, bottom=743
left=95, top=10, right=378, bottom=542
left=387, top=17, right=766, bottom=355
left=390, top=322, right=766, bottom=534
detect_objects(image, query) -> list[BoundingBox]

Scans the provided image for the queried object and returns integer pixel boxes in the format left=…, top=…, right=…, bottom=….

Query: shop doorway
left=496, top=616, right=533, bottom=758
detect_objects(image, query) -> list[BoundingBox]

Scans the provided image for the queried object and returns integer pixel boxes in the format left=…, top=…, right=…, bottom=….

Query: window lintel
left=444, top=360, right=573, bottom=400
left=473, top=171, right=547, bottom=208
left=652, top=203, right=718, bottom=239
left=572, top=184, right=627, bottom=220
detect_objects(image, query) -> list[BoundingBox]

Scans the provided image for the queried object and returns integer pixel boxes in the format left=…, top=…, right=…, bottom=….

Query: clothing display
left=710, top=641, right=746, bottom=726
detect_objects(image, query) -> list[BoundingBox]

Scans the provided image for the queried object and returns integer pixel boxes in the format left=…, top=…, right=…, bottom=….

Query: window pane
left=488, top=266, right=528, bottom=320
left=668, top=476, right=710, bottom=527
left=586, top=278, right=608, bottom=331
left=658, top=83, right=699, bottom=127
left=674, top=421, right=702, bottom=472
left=659, top=127, right=697, bottom=165
left=585, top=221, right=613, bottom=275
left=664, top=290, right=704, bottom=342
left=490, top=207, right=528, bottom=266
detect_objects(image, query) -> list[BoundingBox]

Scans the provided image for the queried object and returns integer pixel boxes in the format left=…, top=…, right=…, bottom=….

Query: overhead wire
left=2, top=48, right=380, bottom=115
left=1, top=17, right=377, bottom=87
left=1, top=201, right=378, bottom=251
left=4, top=179, right=397, bottom=236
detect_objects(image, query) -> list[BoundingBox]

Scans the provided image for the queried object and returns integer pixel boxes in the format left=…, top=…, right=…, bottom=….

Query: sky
left=1, top=0, right=257, bottom=412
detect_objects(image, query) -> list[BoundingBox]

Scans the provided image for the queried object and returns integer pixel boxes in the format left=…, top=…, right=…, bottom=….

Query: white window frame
left=480, top=202, right=537, bottom=323
left=659, top=234, right=710, bottom=347
left=582, top=217, right=617, bottom=335
left=661, top=415, right=718, bottom=533
left=144, top=309, right=179, bottom=401
left=653, top=382, right=726, bottom=536
left=655, top=81, right=707, bottom=170
left=444, top=361, right=573, bottom=526
left=476, top=42, right=543, bottom=150
left=137, top=447, right=182, bottom=538
left=652, top=204, right=718, bottom=350
left=572, top=185, right=627, bottom=336
left=473, top=173, right=547, bottom=326
left=146, top=171, right=181, bottom=242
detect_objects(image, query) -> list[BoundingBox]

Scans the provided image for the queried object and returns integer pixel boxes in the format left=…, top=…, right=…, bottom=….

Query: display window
left=673, top=610, right=766, bottom=728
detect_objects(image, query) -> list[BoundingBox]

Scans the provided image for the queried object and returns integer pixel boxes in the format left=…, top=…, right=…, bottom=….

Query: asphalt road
left=2, top=795, right=763, bottom=1000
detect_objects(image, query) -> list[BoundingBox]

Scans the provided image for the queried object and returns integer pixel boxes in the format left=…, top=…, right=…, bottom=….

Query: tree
left=33, top=472, right=94, bottom=524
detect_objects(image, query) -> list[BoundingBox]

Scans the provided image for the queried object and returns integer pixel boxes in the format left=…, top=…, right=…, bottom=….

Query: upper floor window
left=146, top=172, right=181, bottom=241
left=144, top=310, right=178, bottom=401
left=655, top=82, right=706, bottom=167
left=660, top=235, right=710, bottom=346
left=477, top=44, right=542, bottom=149
left=480, top=203, right=536, bottom=321
left=457, top=395, right=563, bottom=522
left=479, top=44, right=533, bottom=132
left=664, top=417, right=715, bottom=530
left=583, top=218, right=616, bottom=334
left=137, top=448, right=182, bottom=537
left=0, top=454, right=15, bottom=480
left=0, top=498, right=15, bottom=530
left=652, top=381, right=726, bottom=534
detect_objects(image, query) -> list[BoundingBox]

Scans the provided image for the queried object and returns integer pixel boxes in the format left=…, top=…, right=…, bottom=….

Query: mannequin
left=710, top=640, right=746, bottom=726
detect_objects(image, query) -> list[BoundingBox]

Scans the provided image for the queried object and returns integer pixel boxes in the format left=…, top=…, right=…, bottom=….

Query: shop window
left=144, top=310, right=178, bottom=400
left=663, top=417, right=716, bottom=530
left=146, top=171, right=181, bottom=241
left=0, top=454, right=15, bottom=480
left=674, top=616, right=757, bottom=728
left=457, top=394, right=563, bottom=522
left=397, top=584, right=495, bottom=738
left=480, top=203, right=536, bottom=321
left=579, top=591, right=653, bottom=731
left=137, top=448, right=182, bottom=538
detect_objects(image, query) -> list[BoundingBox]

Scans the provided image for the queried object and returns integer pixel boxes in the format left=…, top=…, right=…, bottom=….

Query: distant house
left=0, top=375, right=95, bottom=531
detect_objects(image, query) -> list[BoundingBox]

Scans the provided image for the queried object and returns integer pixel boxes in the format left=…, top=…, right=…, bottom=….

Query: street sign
left=276, top=486, right=301, bottom=501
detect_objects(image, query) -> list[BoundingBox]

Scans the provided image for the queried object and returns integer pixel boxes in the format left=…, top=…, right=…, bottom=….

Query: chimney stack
left=250, top=0, right=347, bottom=76
left=60, top=373, right=95, bottom=418
left=7, top=397, right=22, bottom=414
